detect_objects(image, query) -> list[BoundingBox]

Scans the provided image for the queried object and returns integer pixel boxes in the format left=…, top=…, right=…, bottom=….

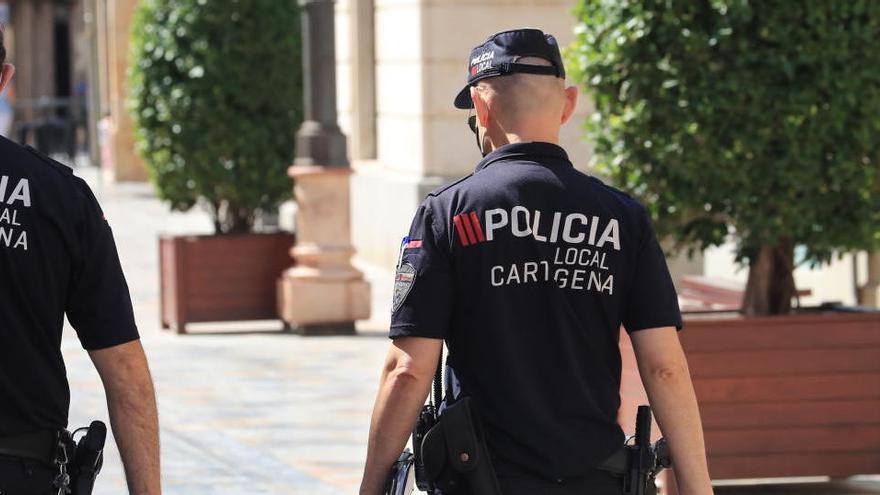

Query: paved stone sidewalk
left=63, top=166, right=393, bottom=494
left=59, top=165, right=879, bottom=494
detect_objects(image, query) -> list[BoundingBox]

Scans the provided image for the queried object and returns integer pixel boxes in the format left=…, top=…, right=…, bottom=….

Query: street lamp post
left=278, top=0, right=371, bottom=335
left=295, top=0, right=348, bottom=168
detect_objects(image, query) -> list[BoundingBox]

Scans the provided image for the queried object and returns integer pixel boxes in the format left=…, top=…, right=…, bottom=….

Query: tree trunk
left=741, top=239, right=797, bottom=316
left=215, top=202, right=254, bottom=235
left=226, top=214, right=252, bottom=235
left=210, top=200, right=223, bottom=235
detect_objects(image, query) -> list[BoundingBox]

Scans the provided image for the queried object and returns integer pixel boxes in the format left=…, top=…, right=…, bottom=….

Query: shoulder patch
left=392, top=263, right=417, bottom=313
left=24, top=146, right=74, bottom=177
left=427, top=174, right=474, bottom=197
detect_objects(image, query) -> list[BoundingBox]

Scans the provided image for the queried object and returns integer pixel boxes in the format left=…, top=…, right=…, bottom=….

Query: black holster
left=597, top=406, right=672, bottom=495
left=420, top=398, right=502, bottom=495
left=0, top=421, right=105, bottom=495
left=70, top=421, right=107, bottom=495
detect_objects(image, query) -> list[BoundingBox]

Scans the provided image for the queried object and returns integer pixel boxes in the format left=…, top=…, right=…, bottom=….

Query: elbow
left=386, top=364, right=424, bottom=386
left=383, top=357, right=430, bottom=388
left=645, top=361, right=690, bottom=382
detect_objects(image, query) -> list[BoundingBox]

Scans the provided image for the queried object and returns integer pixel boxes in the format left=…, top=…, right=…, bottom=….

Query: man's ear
left=0, top=64, right=15, bottom=95
left=560, top=85, right=579, bottom=126
left=471, top=86, right=491, bottom=127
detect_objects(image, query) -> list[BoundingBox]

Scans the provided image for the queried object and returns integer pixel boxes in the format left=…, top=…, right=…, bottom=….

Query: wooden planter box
left=159, top=232, right=296, bottom=333
left=621, top=312, right=880, bottom=493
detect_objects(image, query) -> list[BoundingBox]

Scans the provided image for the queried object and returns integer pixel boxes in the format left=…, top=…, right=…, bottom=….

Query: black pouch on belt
left=420, top=397, right=502, bottom=495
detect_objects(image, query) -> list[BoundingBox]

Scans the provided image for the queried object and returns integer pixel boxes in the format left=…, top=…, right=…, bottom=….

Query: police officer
left=360, top=29, right=713, bottom=495
left=0, top=31, right=161, bottom=494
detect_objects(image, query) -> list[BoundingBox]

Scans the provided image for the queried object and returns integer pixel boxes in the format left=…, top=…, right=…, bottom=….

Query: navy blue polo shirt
left=1, top=136, right=139, bottom=435
left=390, top=141, right=682, bottom=481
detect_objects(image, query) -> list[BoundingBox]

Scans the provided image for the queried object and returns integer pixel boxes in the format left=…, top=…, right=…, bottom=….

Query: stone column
left=278, top=0, right=370, bottom=335
left=349, top=0, right=376, bottom=160
left=83, top=0, right=103, bottom=167
left=859, top=252, right=880, bottom=308
left=95, top=0, right=110, bottom=116
left=10, top=0, right=36, bottom=122
left=103, top=0, right=147, bottom=182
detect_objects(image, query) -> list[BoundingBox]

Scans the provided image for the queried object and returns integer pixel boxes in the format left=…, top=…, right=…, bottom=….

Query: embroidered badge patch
left=392, top=263, right=417, bottom=313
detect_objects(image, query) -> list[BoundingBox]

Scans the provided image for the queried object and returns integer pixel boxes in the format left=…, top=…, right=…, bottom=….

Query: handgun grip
left=83, top=421, right=107, bottom=452
left=71, top=421, right=107, bottom=495
left=74, top=421, right=106, bottom=469
left=635, top=405, right=652, bottom=447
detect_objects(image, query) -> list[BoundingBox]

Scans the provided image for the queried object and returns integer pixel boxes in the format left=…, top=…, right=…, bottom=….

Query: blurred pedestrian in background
left=0, top=79, right=13, bottom=137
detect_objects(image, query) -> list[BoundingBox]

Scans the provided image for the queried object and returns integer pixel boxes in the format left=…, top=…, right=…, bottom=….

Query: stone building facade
left=1, top=0, right=88, bottom=129
left=332, top=0, right=874, bottom=307
left=0, top=0, right=145, bottom=181
left=4, top=0, right=872, bottom=308
left=335, top=0, right=597, bottom=270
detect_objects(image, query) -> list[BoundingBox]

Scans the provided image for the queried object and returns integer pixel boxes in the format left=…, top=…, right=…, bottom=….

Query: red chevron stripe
left=460, top=212, right=478, bottom=245
left=453, top=215, right=471, bottom=246
left=469, top=212, right=485, bottom=242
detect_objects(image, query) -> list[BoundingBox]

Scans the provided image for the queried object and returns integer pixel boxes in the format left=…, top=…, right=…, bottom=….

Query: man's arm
left=89, top=340, right=161, bottom=495
left=360, top=337, right=442, bottom=495
left=630, top=327, right=713, bottom=495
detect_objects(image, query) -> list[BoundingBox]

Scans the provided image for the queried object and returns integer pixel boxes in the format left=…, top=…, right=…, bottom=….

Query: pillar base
left=285, top=322, right=357, bottom=336
left=278, top=274, right=371, bottom=332
left=277, top=164, right=371, bottom=334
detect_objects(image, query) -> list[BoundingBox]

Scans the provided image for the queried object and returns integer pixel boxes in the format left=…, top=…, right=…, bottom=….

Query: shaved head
left=467, top=55, right=578, bottom=154
left=472, top=57, right=566, bottom=127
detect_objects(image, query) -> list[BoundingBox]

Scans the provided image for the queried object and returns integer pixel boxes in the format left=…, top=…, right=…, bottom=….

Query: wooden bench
left=620, top=312, right=880, bottom=493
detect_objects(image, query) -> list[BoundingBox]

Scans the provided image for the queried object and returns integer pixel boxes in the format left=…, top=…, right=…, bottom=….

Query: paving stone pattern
left=63, top=168, right=390, bottom=494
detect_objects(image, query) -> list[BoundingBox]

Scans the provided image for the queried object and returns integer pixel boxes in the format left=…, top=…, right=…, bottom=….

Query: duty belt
left=0, top=422, right=106, bottom=495
left=597, top=447, right=629, bottom=476
left=0, top=430, right=59, bottom=464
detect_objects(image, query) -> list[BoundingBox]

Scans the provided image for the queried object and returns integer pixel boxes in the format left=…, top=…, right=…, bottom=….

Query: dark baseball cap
left=453, top=28, right=566, bottom=109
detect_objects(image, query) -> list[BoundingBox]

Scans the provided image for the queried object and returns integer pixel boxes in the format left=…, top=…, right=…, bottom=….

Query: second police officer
left=361, top=29, right=713, bottom=495
left=0, top=29, right=160, bottom=494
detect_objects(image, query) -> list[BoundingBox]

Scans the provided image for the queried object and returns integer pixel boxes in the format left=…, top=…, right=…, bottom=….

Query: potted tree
left=129, top=0, right=302, bottom=333
left=571, top=0, right=880, bottom=491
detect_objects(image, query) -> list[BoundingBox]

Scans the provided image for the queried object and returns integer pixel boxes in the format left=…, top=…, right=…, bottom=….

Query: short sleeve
left=621, top=207, right=683, bottom=333
left=65, top=178, right=140, bottom=350
left=389, top=203, right=453, bottom=340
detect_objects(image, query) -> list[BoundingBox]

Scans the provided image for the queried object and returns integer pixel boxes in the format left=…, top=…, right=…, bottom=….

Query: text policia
left=481, top=206, right=620, bottom=294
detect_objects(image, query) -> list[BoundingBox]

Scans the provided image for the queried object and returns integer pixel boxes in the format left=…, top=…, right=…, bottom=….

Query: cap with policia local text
left=453, top=28, right=566, bottom=109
